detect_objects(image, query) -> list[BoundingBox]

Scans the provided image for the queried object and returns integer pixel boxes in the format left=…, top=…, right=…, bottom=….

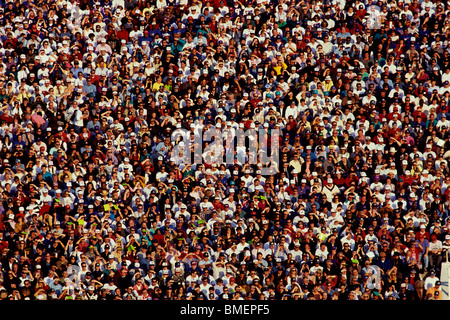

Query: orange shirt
left=426, top=287, right=442, bottom=300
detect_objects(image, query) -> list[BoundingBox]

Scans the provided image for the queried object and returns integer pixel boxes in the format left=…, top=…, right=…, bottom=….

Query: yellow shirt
left=322, top=80, right=334, bottom=92
left=274, top=63, right=287, bottom=75
left=152, top=82, right=164, bottom=92
left=426, top=287, right=442, bottom=300
left=410, top=166, right=422, bottom=176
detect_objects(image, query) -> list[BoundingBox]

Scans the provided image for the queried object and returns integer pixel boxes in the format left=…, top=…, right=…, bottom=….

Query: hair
left=414, top=280, right=424, bottom=289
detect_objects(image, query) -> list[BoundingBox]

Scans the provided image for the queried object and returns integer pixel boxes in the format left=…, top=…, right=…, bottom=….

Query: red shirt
left=78, top=241, right=89, bottom=253
left=334, top=177, right=346, bottom=186
left=213, top=201, right=224, bottom=211
left=117, top=30, right=129, bottom=42
left=415, top=231, right=430, bottom=241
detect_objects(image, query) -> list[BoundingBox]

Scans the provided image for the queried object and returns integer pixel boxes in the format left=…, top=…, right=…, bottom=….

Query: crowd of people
left=0, top=0, right=449, bottom=301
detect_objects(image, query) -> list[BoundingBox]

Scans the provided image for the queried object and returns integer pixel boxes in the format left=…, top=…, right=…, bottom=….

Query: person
left=426, top=281, right=443, bottom=300
left=424, top=270, right=440, bottom=291
left=428, top=233, right=443, bottom=274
